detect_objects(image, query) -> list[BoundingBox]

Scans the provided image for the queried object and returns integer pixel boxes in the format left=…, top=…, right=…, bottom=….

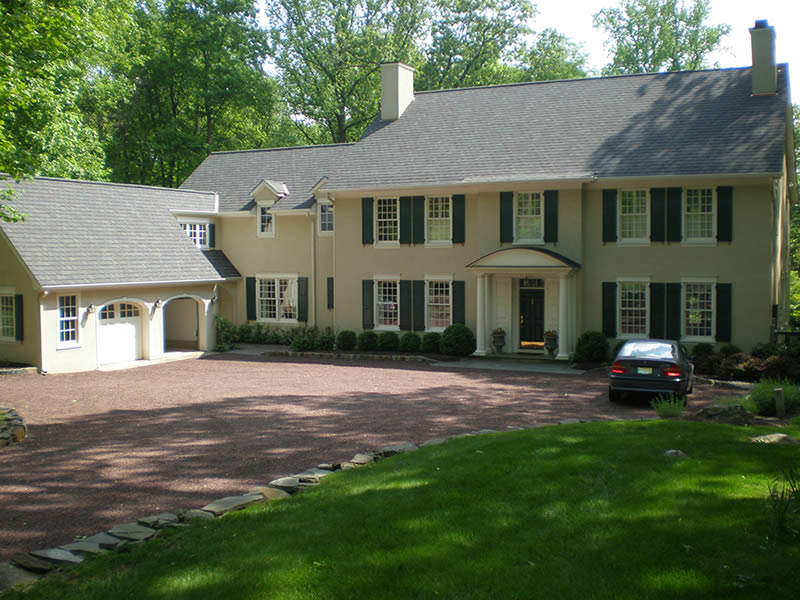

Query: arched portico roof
left=466, top=247, right=581, bottom=271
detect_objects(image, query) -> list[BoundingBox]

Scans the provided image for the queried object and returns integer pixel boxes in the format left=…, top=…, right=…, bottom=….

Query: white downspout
left=309, top=211, right=317, bottom=328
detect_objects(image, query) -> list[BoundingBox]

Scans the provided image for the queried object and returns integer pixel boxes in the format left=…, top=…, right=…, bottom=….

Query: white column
left=475, top=274, right=487, bottom=355
left=557, top=274, right=569, bottom=360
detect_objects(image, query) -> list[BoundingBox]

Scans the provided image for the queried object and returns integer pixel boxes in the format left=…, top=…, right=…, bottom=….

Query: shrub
left=439, top=323, right=476, bottom=357
left=291, top=333, right=316, bottom=352
left=421, top=332, right=441, bottom=354
left=749, top=378, right=800, bottom=416
left=751, top=343, right=780, bottom=359
left=399, top=332, right=421, bottom=353
left=694, top=351, right=722, bottom=375
left=650, top=394, right=686, bottom=418
left=236, top=323, right=254, bottom=343
left=574, top=331, right=609, bottom=363
left=718, top=344, right=742, bottom=357
left=691, top=342, right=716, bottom=362
left=358, top=330, right=378, bottom=351
left=763, top=355, right=800, bottom=382
left=265, top=329, right=284, bottom=345
left=336, top=330, right=357, bottom=351
left=252, top=323, right=268, bottom=345
left=315, top=332, right=336, bottom=351
left=377, top=331, right=400, bottom=352
left=215, top=316, right=236, bottom=351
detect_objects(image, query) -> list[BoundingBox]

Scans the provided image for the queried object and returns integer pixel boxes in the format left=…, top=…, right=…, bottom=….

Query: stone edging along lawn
left=0, top=407, right=27, bottom=448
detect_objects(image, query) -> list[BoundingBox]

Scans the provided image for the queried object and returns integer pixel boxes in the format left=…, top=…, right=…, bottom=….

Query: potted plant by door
left=544, top=330, right=558, bottom=357
left=491, top=328, right=506, bottom=353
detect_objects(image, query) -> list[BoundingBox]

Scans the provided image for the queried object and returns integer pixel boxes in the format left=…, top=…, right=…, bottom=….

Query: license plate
left=637, top=367, right=652, bottom=375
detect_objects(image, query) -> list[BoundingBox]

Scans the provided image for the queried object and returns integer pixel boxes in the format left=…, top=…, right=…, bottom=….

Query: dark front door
left=520, top=288, right=545, bottom=346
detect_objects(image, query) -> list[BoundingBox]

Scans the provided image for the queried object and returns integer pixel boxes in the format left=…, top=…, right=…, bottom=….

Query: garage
left=97, top=303, right=143, bottom=365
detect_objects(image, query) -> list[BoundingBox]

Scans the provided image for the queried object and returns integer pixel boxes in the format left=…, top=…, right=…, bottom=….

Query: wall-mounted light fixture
left=86, top=304, right=96, bottom=314
left=154, top=299, right=162, bottom=308
left=210, top=295, right=218, bottom=305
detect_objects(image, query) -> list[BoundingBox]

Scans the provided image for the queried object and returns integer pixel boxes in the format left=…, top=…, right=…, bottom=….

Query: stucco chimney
left=750, top=20, right=777, bottom=95
left=381, top=62, right=415, bottom=121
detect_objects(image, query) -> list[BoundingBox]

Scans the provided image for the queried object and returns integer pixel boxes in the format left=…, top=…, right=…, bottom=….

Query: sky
left=534, top=0, right=800, bottom=101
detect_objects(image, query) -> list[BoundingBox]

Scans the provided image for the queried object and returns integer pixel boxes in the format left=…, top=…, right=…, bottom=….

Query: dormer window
left=180, top=223, right=209, bottom=248
left=258, top=206, right=274, bottom=237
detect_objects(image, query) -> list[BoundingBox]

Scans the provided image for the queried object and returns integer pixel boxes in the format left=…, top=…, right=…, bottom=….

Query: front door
left=520, top=288, right=545, bottom=349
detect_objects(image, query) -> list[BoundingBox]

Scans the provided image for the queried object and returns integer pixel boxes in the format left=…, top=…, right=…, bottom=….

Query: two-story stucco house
left=0, top=20, right=796, bottom=373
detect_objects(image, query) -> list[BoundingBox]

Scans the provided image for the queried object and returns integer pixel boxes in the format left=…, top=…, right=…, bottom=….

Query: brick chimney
left=381, top=63, right=415, bottom=121
left=749, top=20, right=777, bottom=95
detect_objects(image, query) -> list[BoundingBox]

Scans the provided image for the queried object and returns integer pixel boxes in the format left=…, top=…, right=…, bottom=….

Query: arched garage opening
left=163, top=297, right=201, bottom=351
left=97, top=302, right=145, bottom=365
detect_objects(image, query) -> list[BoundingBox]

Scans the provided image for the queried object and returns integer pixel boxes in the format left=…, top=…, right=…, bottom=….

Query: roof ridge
left=413, top=65, right=754, bottom=96
left=29, top=176, right=217, bottom=196
left=208, top=143, right=355, bottom=156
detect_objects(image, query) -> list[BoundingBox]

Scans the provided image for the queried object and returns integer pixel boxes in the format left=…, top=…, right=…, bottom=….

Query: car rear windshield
left=619, top=342, right=676, bottom=360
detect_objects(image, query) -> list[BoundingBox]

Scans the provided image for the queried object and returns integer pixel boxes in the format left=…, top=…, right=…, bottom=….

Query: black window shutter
left=362, top=280, right=374, bottom=329
left=716, top=283, right=732, bottom=342
left=650, top=188, right=666, bottom=242
left=413, top=280, right=425, bottom=331
left=327, top=277, right=334, bottom=309
left=500, top=192, right=514, bottom=243
left=452, top=281, right=466, bottom=324
left=14, top=294, right=23, bottom=341
left=665, top=283, right=682, bottom=340
left=650, top=283, right=665, bottom=338
left=666, top=187, right=683, bottom=242
left=399, top=280, right=412, bottom=330
left=208, top=223, right=216, bottom=248
left=602, top=189, right=617, bottom=243
left=399, top=197, right=412, bottom=244
left=452, top=194, right=466, bottom=244
left=544, top=190, right=558, bottom=243
left=361, top=198, right=374, bottom=244
left=717, top=186, right=733, bottom=242
left=297, top=277, right=309, bottom=321
left=246, top=277, right=257, bottom=321
left=412, top=196, right=425, bottom=244
left=602, top=282, right=617, bottom=338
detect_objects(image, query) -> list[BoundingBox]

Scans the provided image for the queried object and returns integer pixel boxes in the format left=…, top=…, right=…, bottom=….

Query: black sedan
left=608, top=339, right=695, bottom=402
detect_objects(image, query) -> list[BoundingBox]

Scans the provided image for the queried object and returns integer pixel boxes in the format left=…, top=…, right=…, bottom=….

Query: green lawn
left=8, top=419, right=800, bottom=600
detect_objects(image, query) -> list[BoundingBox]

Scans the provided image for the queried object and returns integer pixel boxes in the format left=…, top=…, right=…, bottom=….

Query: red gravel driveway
left=0, top=354, right=740, bottom=561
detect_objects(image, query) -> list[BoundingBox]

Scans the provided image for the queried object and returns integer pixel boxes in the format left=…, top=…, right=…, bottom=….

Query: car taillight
left=611, top=362, right=626, bottom=374
left=662, top=364, right=682, bottom=377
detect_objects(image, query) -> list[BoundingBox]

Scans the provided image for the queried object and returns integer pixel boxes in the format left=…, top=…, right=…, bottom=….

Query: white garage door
left=97, top=303, right=143, bottom=365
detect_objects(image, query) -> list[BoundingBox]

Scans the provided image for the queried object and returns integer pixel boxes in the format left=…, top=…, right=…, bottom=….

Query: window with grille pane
left=0, top=295, right=14, bottom=339
left=259, top=207, right=273, bottom=235
left=619, top=282, right=647, bottom=335
left=376, top=281, right=399, bottom=327
left=258, top=277, right=297, bottom=322
left=515, top=192, right=542, bottom=241
left=119, top=303, right=139, bottom=318
left=58, top=295, right=78, bottom=344
left=376, top=198, right=399, bottom=242
left=279, top=279, right=297, bottom=320
left=99, top=304, right=115, bottom=320
left=181, top=223, right=207, bottom=247
left=427, top=196, right=450, bottom=242
left=619, top=190, right=648, bottom=240
left=685, top=283, right=713, bottom=338
left=319, top=204, right=334, bottom=232
left=427, top=281, right=451, bottom=329
left=685, top=188, right=714, bottom=239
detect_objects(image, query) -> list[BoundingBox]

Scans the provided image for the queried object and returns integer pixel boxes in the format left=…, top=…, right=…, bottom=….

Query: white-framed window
left=683, top=280, right=715, bottom=340
left=618, top=281, right=648, bottom=337
left=180, top=223, right=208, bottom=248
left=99, top=304, right=115, bottom=320
left=318, top=203, right=334, bottom=234
left=258, top=206, right=275, bottom=238
left=618, top=190, right=649, bottom=243
left=426, top=279, right=452, bottom=331
left=684, top=188, right=715, bottom=242
left=375, top=279, right=399, bottom=329
left=257, top=275, right=297, bottom=322
left=375, top=198, right=399, bottom=244
left=58, top=295, right=79, bottom=346
left=0, top=293, right=15, bottom=341
left=426, top=196, right=451, bottom=244
left=514, top=192, right=543, bottom=243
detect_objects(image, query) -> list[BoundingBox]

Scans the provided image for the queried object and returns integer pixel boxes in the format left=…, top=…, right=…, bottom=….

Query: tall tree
left=515, top=28, right=589, bottom=82
left=265, top=0, right=428, bottom=144
left=593, top=0, right=729, bottom=75
left=416, top=0, right=535, bottom=91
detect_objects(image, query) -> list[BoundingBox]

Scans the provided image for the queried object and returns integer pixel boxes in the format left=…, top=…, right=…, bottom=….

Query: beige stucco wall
left=37, top=284, right=216, bottom=373
left=0, top=234, right=41, bottom=367
left=581, top=181, right=776, bottom=352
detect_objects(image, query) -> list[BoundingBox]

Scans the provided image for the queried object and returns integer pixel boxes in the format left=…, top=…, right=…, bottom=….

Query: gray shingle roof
left=0, top=177, right=225, bottom=288
left=328, top=66, right=790, bottom=190
left=180, top=144, right=353, bottom=212
left=202, top=250, right=241, bottom=279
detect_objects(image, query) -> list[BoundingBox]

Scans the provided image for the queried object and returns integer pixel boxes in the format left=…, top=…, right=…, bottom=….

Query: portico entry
left=467, top=247, right=581, bottom=359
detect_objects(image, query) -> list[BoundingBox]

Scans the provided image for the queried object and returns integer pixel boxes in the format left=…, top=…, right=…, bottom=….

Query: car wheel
left=609, top=388, right=621, bottom=403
